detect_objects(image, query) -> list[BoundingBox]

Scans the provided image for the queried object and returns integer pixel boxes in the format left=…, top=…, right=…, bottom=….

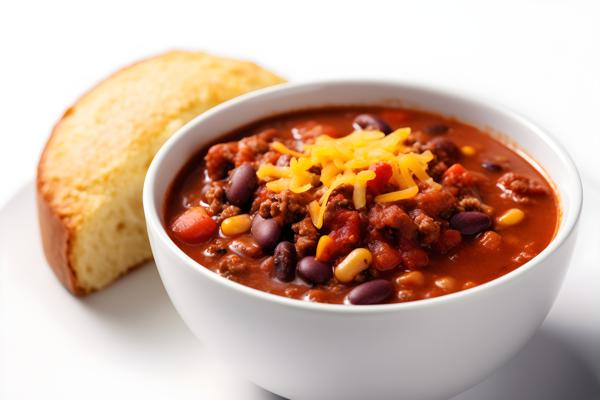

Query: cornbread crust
left=37, top=51, right=284, bottom=295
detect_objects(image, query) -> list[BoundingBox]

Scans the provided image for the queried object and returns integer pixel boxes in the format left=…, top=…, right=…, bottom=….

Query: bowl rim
left=143, top=79, right=583, bottom=314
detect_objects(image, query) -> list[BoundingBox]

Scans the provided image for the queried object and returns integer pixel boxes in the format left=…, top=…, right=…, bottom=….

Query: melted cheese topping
left=257, top=128, right=437, bottom=228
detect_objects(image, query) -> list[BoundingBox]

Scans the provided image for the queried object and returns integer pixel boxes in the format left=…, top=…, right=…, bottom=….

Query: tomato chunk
left=442, top=163, right=484, bottom=187
left=442, top=163, right=466, bottom=182
left=369, top=240, right=402, bottom=271
left=171, top=207, right=217, bottom=243
left=325, top=210, right=362, bottom=261
left=434, top=229, right=462, bottom=254
left=367, top=162, right=393, bottom=193
left=401, top=248, right=429, bottom=270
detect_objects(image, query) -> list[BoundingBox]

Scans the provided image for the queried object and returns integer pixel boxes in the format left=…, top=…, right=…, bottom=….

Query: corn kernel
left=220, top=214, right=252, bottom=236
left=397, top=289, right=415, bottom=302
left=434, top=276, right=457, bottom=292
left=497, top=208, right=525, bottom=226
left=461, top=145, right=476, bottom=156
left=315, top=235, right=334, bottom=261
left=395, top=271, right=425, bottom=288
left=463, top=281, right=477, bottom=289
left=334, top=248, right=372, bottom=283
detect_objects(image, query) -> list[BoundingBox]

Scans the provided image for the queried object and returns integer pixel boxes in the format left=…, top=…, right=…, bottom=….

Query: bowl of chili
left=143, top=80, right=582, bottom=400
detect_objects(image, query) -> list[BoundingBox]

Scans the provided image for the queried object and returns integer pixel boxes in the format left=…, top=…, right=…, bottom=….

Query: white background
left=1, top=1, right=599, bottom=399
left=1, top=0, right=599, bottom=206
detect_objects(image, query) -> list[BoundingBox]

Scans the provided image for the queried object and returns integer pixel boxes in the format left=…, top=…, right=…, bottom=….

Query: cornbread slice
left=37, top=51, right=284, bottom=295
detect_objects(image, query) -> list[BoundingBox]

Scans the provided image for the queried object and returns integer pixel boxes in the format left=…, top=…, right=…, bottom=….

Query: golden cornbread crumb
left=37, top=51, right=284, bottom=295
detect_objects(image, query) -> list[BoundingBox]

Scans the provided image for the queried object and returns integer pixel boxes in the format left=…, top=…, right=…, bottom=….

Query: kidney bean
left=481, top=160, right=503, bottom=172
left=347, top=279, right=393, bottom=305
left=450, top=211, right=491, bottom=235
left=428, top=137, right=461, bottom=162
left=297, top=256, right=332, bottom=284
left=424, top=124, right=450, bottom=135
left=353, top=114, right=392, bottom=134
left=226, top=163, right=257, bottom=207
left=273, top=241, right=296, bottom=282
left=251, top=215, right=281, bottom=250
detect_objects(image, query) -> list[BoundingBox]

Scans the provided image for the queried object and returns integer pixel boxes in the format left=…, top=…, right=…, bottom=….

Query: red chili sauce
left=164, top=107, right=558, bottom=305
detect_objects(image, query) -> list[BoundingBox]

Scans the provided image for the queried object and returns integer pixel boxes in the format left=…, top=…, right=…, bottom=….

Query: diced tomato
left=367, top=162, right=393, bottom=193
left=170, top=207, right=217, bottom=243
left=443, top=163, right=466, bottom=181
left=369, top=240, right=402, bottom=271
left=434, top=229, right=462, bottom=254
left=401, top=248, right=429, bottom=270
left=325, top=210, right=362, bottom=261
left=442, top=163, right=485, bottom=187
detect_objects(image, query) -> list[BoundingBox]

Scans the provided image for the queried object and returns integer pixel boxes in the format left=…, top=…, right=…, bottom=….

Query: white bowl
left=143, top=81, right=582, bottom=400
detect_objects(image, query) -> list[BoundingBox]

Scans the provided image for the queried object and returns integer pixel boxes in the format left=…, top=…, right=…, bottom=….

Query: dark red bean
left=424, top=124, right=450, bottom=135
left=251, top=215, right=281, bottom=250
left=481, top=160, right=503, bottom=173
left=450, top=211, right=491, bottom=235
left=353, top=114, right=392, bottom=134
left=226, top=163, right=257, bottom=207
left=428, top=137, right=461, bottom=162
left=297, top=256, right=332, bottom=284
left=273, top=242, right=296, bottom=282
left=348, top=279, right=393, bottom=305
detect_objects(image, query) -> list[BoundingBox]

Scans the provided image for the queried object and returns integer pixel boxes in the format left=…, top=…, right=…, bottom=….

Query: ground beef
left=322, top=186, right=354, bottom=224
left=292, top=217, right=319, bottom=257
left=250, top=186, right=269, bottom=214
left=204, top=238, right=229, bottom=256
left=414, top=189, right=456, bottom=218
left=260, top=150, right=282, bottom=165
left=405, top=131, right=428, bottom=149
left=229, top=237, right=263, bottom=258
left=258, top=189, right=312, bottom=224
left=410, top=209, right=441, bottom=245
left=234, top=129, right=277, bottom=166
left=457, top=195, right=484, bottom=212
left=205, top=142, right=237, bottom=180
left=428, top=160, right=449, bottom=180
left=497, top=172, right=549, bottom=202
left=217, top=254, right=249, bottom=276
left=218, top=205, right=241, bottom=222
left=204, top=182, right=227, bottom=215
left=367, top=203, right=417, bottom=238
left=427, top=137, right=461, bottom=165
left=276, top=153, right=291, bottom=167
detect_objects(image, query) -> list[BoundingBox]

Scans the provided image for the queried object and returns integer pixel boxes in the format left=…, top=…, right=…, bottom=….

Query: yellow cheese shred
left=374, top=186, right=419, bottom=203
left=257, top=127, right=437, bottom=229
left=270, top=141, right=304, bottom=158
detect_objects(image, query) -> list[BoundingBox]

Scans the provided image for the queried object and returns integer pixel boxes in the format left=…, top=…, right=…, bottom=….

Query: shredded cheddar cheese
left=258, top=127, right=438, bottom=228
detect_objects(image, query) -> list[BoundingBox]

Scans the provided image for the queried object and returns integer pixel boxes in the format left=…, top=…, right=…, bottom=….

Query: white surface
left=143, top=80, right=582, bottom=400
left=1, top=181, right=598, bottom=399
left=1, top=1, right=599, bottom=398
